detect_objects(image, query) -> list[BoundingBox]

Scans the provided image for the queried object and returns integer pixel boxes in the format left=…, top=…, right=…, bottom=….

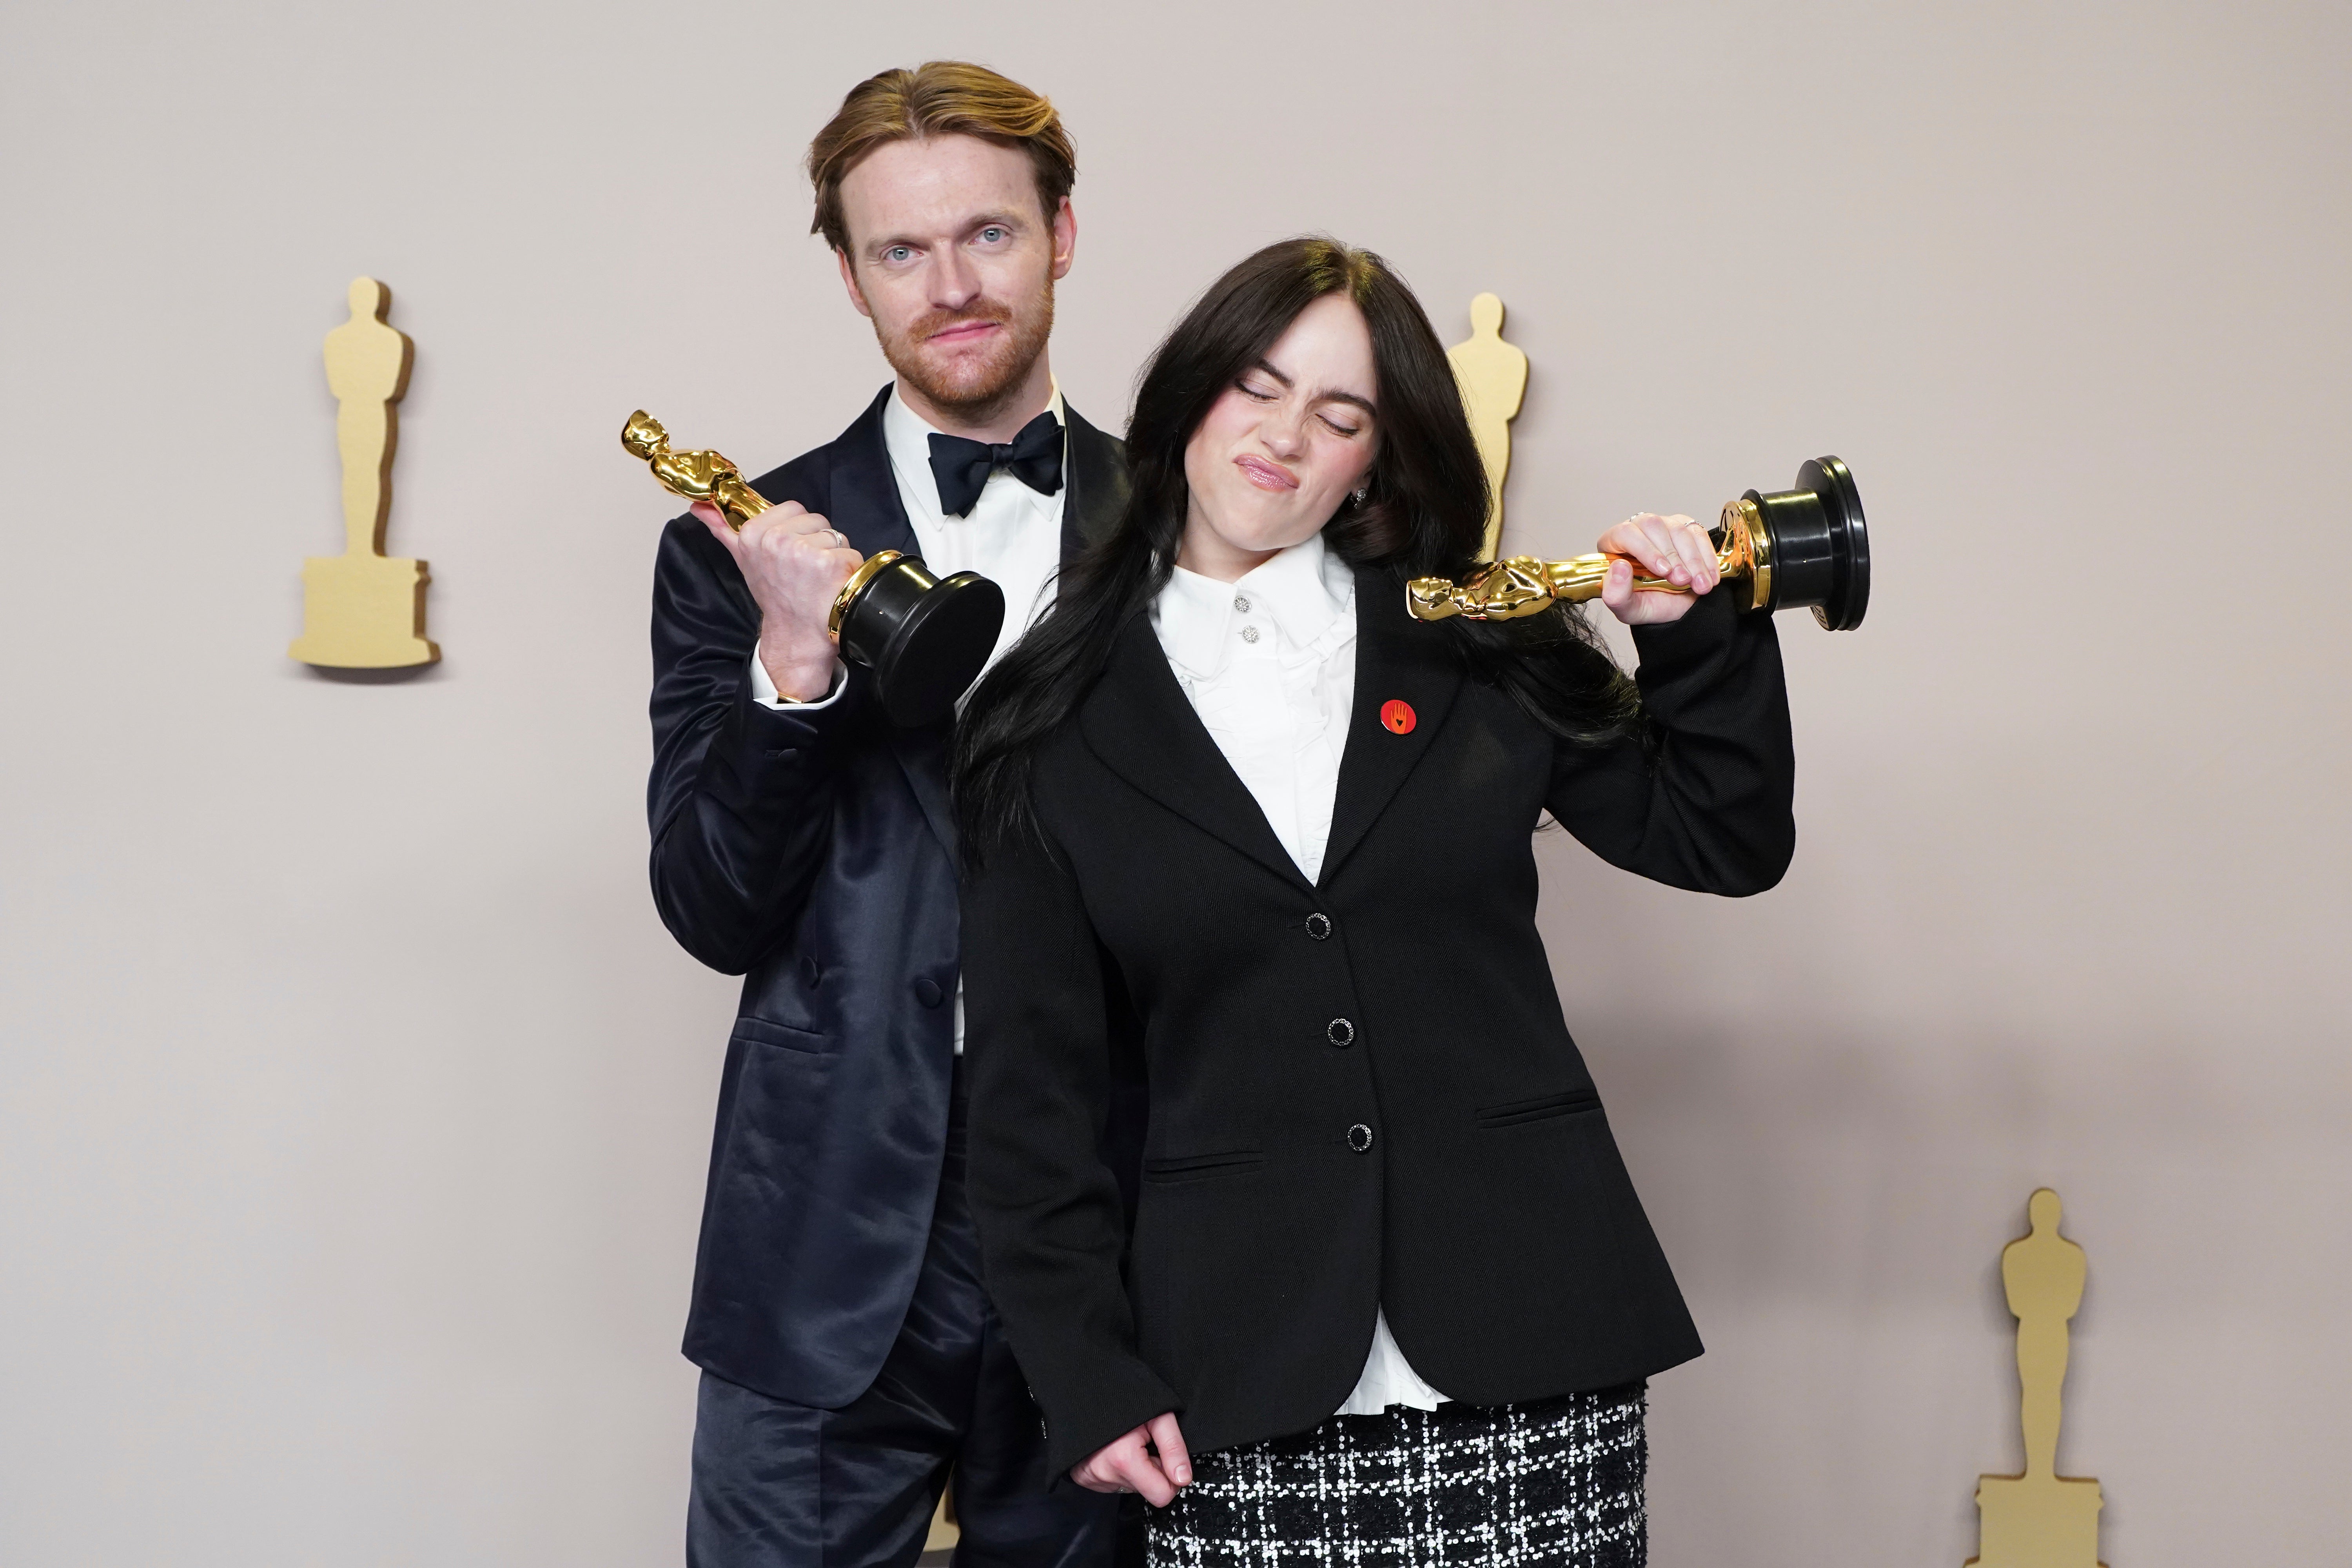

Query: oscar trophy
left=622, top=411, right=1007, bottom=726
left=1407, top=456, right=1870, bottom=631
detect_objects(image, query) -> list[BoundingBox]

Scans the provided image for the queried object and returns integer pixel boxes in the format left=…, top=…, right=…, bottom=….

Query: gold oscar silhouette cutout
left=290, top=278, right=439, bottom=668
left=924, top=1483, right=957, bottom=1555
left=1969, top=1189, right=2105, bottom=1568
left=1447, top=293, right=1528, bottom=561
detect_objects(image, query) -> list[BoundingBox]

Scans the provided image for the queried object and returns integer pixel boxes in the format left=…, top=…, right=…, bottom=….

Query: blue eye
left=885, top=246, right=912, bottom=262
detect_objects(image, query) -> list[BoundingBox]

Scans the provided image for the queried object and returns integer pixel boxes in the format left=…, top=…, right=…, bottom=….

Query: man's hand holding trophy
left=623, top=411, right=1008, bottom=726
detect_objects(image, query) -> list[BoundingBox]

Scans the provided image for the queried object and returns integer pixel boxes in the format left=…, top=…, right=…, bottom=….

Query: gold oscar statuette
left=1407, top=457, right=1870, bottom=633
left=621, top=412, right=1006, bottom=726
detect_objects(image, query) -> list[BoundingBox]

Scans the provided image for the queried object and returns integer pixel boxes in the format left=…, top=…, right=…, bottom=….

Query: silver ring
left=824, top=529, right=845, bottom=549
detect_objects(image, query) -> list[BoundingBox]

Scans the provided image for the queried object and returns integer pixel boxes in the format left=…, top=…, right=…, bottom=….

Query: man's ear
left=1049, top=197, right=1076, bottom=283
left=837, top=248, right=873, bottom=319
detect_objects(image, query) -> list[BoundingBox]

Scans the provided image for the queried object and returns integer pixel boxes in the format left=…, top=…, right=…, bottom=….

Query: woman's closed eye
left=1237, top=380, right=1363, bottom=437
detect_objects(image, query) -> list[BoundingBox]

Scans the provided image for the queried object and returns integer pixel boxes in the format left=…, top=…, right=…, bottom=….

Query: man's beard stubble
left=876, top=276, right=1055, bottom=428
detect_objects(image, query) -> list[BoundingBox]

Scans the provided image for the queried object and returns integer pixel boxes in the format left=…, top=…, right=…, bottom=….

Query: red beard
left=876, top=280, right=1055, bottom=423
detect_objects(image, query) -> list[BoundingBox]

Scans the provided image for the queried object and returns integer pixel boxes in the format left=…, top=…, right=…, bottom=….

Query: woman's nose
left=1261, top=415, right=1307, bottom=459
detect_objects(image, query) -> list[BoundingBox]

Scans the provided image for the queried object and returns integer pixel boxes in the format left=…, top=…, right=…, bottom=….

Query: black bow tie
left=927, top=411, right=1065, bottom=518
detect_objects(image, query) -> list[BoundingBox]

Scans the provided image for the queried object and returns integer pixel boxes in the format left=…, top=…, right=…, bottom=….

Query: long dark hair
left=954, top=236, right=1637, bottom=863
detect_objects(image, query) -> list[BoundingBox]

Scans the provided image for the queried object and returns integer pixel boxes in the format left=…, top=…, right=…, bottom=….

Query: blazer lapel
left=1320, top=564, right=1464, bottom=884
left=826, top=385, right=954, bottom=855
left=1079, top=616, right=1310, bottom=891
left=1059, top=403, right=1130, bottom=563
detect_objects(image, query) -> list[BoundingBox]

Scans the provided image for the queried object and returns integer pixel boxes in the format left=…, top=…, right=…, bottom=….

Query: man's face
left=836, top=134, right=1074, bottom=425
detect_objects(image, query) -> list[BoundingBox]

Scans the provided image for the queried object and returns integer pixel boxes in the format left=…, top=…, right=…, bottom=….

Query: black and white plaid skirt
left=1147, top=1384, right=1646, bottom=1567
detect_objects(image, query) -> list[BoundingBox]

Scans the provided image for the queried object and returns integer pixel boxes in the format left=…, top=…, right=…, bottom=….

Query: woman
left=953, top=238, right=1794, bottom=1565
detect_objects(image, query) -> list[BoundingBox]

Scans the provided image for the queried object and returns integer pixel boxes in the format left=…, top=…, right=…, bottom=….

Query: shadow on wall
left=1557, top=1011, right=2231, bottom=1310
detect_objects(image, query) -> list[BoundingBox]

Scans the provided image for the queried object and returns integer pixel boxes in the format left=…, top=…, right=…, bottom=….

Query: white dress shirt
left=1149, top=532, right=1451, bottom=1417
left=749, top=385, right=1070, bottom=1052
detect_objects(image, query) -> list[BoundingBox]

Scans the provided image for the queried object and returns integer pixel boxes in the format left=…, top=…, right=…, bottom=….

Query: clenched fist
left=1072, top=1411, right=1193, bottom=1507
left=690, top=499, right=863, bottom=702
left=1594, top=511, right=1720, bottom=627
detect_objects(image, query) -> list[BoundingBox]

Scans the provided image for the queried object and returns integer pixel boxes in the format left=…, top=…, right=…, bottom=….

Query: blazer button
left=1326, top=1017, right=1355, bottom=1048
left=1347, top=1123, right=1375, bottom=1153
left=913, top=976, right=944, bottom=1009
left=1304, top=912, right=1332, bottom=941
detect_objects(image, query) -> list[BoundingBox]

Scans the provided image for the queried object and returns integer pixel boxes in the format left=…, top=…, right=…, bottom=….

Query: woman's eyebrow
left=1249, top=358, right=1376, bottom=416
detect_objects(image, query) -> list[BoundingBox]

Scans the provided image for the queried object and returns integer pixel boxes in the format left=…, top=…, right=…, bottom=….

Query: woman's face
left=1178, top=293, right=1380, bottom=581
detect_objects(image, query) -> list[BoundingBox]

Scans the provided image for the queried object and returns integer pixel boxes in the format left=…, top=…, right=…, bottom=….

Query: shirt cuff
left=748, top=651, right=847, bottom=710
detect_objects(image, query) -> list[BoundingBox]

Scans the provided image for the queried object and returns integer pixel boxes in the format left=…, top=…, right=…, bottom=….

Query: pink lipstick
left=1236, top=454, right=1298, bottom=492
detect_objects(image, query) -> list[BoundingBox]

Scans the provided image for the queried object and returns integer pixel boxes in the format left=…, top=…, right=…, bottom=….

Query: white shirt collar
left=1154, top=531, right=1356, bottom=681
left=882, top=382, right=1066, bottom=523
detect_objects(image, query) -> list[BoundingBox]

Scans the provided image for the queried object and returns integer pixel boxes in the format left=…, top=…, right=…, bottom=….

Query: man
left=646, top=62, right=1129, bottom=1567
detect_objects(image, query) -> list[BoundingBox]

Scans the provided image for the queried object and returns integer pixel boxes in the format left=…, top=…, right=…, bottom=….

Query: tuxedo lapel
left=1078, top=616, right=1309, bottom=891
left=824, top=385, right=953, bottom=855
left=826, top=385, right=920, bottom=559
left=1320, top=565, right=1464, bottom=884
left=1060, top=404, right=1130, bottom=563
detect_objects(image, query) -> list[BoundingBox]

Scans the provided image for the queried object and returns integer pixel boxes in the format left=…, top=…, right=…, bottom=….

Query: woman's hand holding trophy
left=1406, top=456, right=1870, bottom=633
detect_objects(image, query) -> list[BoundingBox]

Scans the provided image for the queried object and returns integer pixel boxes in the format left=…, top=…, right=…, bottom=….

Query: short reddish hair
left=807, top=61, right=1076, bottom=254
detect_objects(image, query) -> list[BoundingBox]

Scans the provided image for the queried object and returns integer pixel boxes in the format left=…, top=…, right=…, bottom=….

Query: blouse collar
left=1153, top=530, right=1356, bottom=681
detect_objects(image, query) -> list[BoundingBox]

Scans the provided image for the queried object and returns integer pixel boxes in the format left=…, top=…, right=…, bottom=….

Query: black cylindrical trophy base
left=1738, top=455, right=1870, bottom=631
left=837, top=555, right=1007, bottom=726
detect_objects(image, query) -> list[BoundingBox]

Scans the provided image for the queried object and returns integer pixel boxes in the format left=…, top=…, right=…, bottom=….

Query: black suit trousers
left=687, top=1071, right=1124, bottom=1568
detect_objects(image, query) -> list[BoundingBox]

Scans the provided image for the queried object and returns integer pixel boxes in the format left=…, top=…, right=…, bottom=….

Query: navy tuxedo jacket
left=647, top=386, right=1129, bottom=1407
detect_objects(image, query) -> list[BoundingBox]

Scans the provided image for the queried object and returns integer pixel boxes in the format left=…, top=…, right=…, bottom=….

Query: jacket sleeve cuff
left=697, top=661, right=856, bottom=809
left=1039, top=1360, right=1187, bottom=1482
left=1626, top=583, right=1741, bottom=674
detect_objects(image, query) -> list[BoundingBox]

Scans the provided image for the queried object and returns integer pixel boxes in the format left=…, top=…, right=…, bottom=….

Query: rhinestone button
left=1326, top=1017, right=1355, bottom=1048
left=1240, top=625, right=1260, bottom=643
left=1234, top=594, right=1251, bottom=612
left=1304, top=912, right=1332, bottom=941
left=1347, top=1123, right=1374, bottom=1153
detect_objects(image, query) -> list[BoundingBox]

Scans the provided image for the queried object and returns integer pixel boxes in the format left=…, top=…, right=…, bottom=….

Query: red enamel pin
left=1380, top=699, right=1416, bottom=735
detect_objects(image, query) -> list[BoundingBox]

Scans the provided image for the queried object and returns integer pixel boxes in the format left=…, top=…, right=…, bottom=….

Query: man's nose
left=930, top=246, right=981, bottom=311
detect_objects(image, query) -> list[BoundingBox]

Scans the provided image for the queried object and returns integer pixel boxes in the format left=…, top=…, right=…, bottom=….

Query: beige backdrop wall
left=3, top=2, right=2345, bottom=1563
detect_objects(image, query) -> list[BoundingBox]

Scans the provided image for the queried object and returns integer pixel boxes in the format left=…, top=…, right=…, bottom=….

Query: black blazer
left=961, top=572, right=1794, bottom=1475
left=647, top=385, right=1127, bottom=1408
